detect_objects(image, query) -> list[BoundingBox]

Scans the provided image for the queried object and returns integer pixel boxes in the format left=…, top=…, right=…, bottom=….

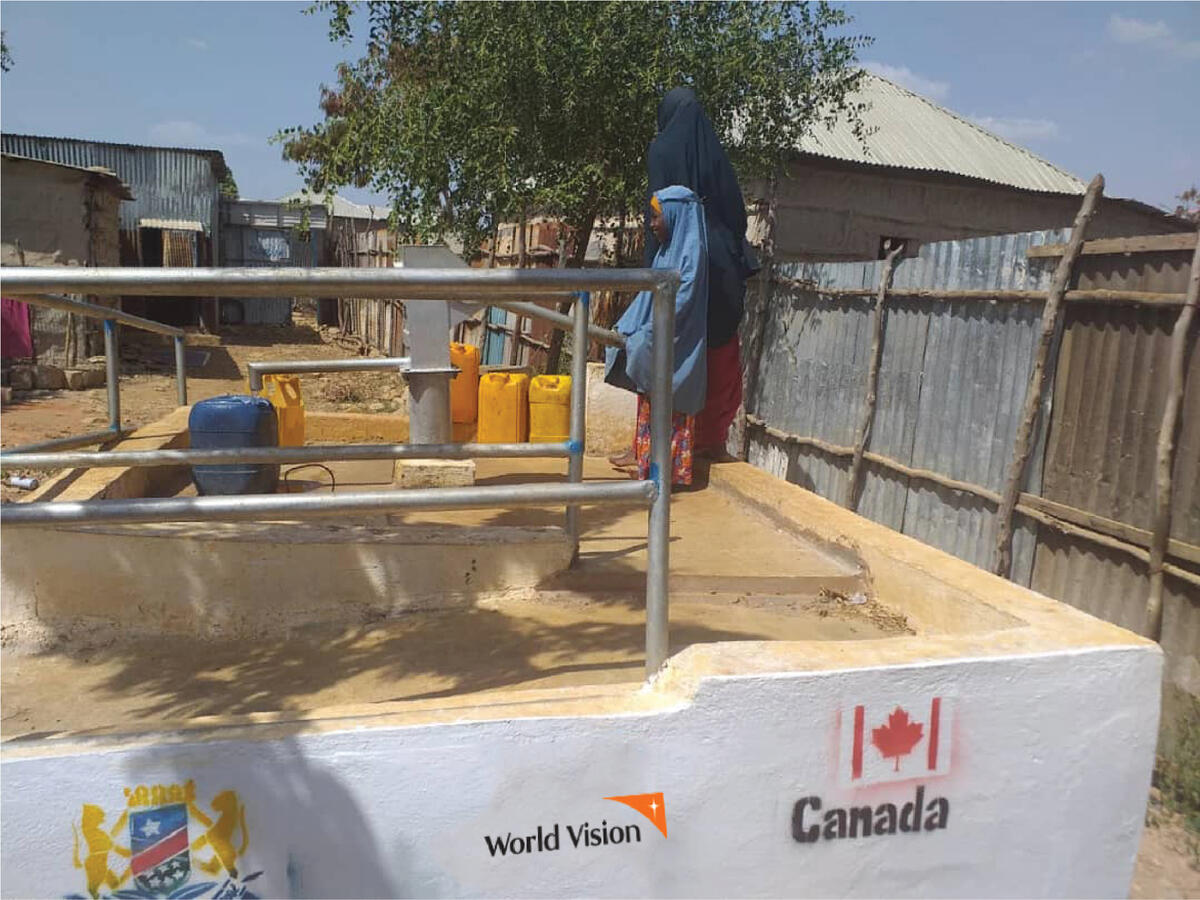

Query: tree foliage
left=219, top=169, right=239, bottom=200
left=277, top=1, right=870, bottom=259
left=1, top=31, right=13, bottom=73
left=1175, top=186, right=1200, bottom=225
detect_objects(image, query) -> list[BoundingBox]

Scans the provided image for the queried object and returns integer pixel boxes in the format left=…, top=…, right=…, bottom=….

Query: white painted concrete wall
left=1, top=646, right=1159, bottom=898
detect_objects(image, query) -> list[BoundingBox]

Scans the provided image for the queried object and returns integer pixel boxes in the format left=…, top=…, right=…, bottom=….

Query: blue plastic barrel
left=188, top=395, right=280, bottom=496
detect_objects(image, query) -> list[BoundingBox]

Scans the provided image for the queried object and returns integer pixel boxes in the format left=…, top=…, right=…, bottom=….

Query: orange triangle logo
left=605, top=792, right=667, bottom=838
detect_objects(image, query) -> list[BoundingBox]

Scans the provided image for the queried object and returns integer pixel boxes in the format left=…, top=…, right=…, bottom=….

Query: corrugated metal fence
left=218, top=200, right=326, bottom=326
left=742, top=228, right=1199, bottom=716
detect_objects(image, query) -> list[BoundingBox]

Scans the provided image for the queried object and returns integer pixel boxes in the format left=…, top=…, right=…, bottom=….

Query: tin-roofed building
left=1, top=133, right=231, bottom=326
left=1, top=153, right=132, bottom=366
left=764, top=73, right=1190, bottom=260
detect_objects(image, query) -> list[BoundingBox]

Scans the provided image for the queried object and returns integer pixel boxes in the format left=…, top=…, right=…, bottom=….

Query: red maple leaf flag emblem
left=840, top=696, right=952, bottom=786
left=872, top=707, right=924, bottom=771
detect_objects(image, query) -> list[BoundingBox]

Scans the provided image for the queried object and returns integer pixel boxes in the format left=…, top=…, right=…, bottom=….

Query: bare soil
left=1132, top=791, right=1200, bottom=898
left=1, top=311, right=405, bottom=500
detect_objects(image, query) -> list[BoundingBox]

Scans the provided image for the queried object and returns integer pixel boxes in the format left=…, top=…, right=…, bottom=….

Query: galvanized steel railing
left=2, top=291, right=188, bottom=454
left=0, top=266, right=678, bottom=676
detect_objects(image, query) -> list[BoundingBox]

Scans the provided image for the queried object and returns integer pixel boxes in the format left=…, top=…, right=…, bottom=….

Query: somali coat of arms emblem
left=68, top=780, right=262, bottom=900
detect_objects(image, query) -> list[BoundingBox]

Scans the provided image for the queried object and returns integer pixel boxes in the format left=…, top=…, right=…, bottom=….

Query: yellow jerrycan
left=529, top=375, right=572, bottom=443
left=258, top=374, right=305, bottom=447
left=477, top=372, right=529, bottom=443
left=450, top=342, right=481, bottom=424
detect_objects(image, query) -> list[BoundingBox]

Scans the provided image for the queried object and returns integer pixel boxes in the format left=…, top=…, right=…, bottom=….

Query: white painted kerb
left=0, top=643, right=1159, bottom=898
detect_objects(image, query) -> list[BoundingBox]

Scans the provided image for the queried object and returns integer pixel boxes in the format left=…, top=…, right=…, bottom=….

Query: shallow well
left=0, top=407, right=1161, bottom=898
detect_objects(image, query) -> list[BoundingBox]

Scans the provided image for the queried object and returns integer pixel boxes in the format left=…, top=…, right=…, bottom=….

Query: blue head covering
left=605, top=185, right=708, bottom=415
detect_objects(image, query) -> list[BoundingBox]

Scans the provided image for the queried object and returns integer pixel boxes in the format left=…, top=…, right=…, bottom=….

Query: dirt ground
left=0, top=309, right=405, bottom=500
left=2, top=314, right=1196, bottom=896
left=1132, top=791, right=1200, bottom=898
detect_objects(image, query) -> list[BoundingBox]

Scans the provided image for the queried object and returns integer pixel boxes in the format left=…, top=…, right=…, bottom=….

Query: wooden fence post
left=993, top=174, right=1105, bottom=578
left=1145, top=229, right=1200, bottom=640
left=846, top=241, right=904, bottom=509
left=509, top=208, right=529, bottom=366
left=738, top=166, right=780, bottom=460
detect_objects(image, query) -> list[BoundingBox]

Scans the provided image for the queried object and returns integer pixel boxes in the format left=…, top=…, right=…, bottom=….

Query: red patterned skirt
left=635, top=394, right=695, bottom=487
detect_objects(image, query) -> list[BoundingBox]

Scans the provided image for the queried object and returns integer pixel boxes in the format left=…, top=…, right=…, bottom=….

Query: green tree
left=1175, top=186, right=1199, bottom=225
left=219, top=169, right=239, bottom=200
left=278, top=1, right=870, bottom=259
left=1, top=31, right=13, bottom=73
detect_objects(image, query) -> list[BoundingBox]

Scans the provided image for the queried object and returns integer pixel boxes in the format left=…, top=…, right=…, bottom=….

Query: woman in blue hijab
left=646, top=87, right=759, bottom=459
left=605, top=185, right=708, bottom=487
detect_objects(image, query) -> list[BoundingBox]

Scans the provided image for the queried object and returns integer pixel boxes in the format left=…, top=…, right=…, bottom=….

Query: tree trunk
left=509, top=207, right=528, bottom=366
left=544, top=209, right=598, bottom=375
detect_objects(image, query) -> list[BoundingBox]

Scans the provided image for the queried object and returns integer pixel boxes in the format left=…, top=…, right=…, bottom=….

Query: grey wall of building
left=756, top=159, right=1188, bottom=262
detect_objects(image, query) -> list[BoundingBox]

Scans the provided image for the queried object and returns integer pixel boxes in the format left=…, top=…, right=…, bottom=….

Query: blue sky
left=1, top=2, right=1196, bottom=211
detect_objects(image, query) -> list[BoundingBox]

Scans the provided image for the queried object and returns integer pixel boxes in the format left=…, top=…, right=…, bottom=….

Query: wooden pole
left=744, top=413, right=1200, bottom=591
left=1145, top=229, right=1200, bottom=640
left=770, top=284, right=1188, bottom=309
left=846, top=241, right=904, bottom=509
left=738, top=166, right=780, bottom=460
left=993, top=174, right=1104, bottom=578
left=509, top=208, right=528, bottom=366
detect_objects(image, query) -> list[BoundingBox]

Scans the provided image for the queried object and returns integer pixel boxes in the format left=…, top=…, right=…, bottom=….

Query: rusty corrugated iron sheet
left=1, top=134, right=225, bottom=254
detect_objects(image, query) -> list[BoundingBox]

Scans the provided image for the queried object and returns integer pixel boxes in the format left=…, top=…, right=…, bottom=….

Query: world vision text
left=484, top=821, right=643, bottom=857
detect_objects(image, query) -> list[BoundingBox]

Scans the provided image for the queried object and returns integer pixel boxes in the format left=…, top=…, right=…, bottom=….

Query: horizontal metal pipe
left=248, top=357, right=411, bottom=392
left=3, top=428, right=126, bottom=456
left=1, top=441, right=572, bottom=471
left=7, top=293, right=186, bottom=337
left=0, top=479, right=657, bottom=527
left=493, top=300, right=625, bottom=348
left=1, top=266, right=678, bottom=300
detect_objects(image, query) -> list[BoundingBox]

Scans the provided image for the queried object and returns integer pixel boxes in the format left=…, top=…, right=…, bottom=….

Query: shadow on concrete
left=8, top=488, right=795, bottom=735
left=112, top=735, right=400, bottom=898
left=5, top=457, right=871, bottom=739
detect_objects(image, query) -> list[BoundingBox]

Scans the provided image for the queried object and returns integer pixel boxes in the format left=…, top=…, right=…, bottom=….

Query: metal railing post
left=103, top=319, right=120, bottom=432
left=2, top=265, right=682, bottom=678
left=645, top=277, right=677, bottom=678
left=174, top=335, right=188, bottom=406
left=247, top=357, right=412, bottom=393
left=566, top=292, right=589, bottom=543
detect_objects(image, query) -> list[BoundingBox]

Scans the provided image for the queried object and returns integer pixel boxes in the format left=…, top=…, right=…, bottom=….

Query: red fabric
left=695, top=335, right=743, bottom=453
left=1, top=298, right=34, bottom=359
left=635, top=394, right=695, bottom=487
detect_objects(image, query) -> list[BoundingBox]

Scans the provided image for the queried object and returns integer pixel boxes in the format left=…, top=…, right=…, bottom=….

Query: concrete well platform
left=0, top=408, right=1162, bottom=899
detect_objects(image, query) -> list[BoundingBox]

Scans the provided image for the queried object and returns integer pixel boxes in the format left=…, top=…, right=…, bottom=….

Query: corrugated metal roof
left=279, top=190, right=391, bottom=221
left=0, top=152, right=135, bottom=200
left=222, top=199, right=329, bottom=230
left=0, top=133, right=228, bottom=176
left=1, top=134, right=225, bottom=241
left=140, top=218, right=205, bottom=231
left=797, top=74, right=1087, bottom=195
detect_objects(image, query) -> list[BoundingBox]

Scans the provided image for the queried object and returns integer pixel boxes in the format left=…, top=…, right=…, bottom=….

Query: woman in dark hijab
left=645, top=87, right=759, bottom=459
